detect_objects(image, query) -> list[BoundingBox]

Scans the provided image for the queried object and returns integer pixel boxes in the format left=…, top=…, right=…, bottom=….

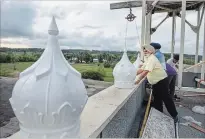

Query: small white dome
left=133, top=53, right=141, bottom=70
left=113, top=51, right=136, bottom=89
left=9, top=17, right=88, bottom=138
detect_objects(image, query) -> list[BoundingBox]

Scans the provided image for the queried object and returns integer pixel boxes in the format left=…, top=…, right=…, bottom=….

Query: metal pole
left=195, top=8, right=200, bottom=73
left=171, top=12, right=176, bottom=58
left=178, top=0, right=186, bottom=88
left=140, top=0, right=146, bottom=61
left=202, top=5, right=205, bottom=80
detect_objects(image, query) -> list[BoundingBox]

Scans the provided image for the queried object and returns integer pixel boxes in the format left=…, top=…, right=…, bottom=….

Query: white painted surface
left=140, top=0, right=146, bottom=61
left=182, top=116, right=202, bottom=126
left=178, top=0, right=186, bottom=88
left=145, top=13, right=151, bottom=44
left=195, top=8, right=200, bottom=72
left=192, top=106, right=205, bottom=115
left=179, top=87, right=205, bottom=93
left=80, top=84, right=142, bottom=138
left=195, top=78, right=205, bottom=86
left=171, top=12, right=176, bottom=58
left=9, top=17, right=88, bottom=139
left=113, top=51, right=136, bottom=89
left=202, top=5, right=205, bottom=79
left=6, top=83, right=143, bottom=139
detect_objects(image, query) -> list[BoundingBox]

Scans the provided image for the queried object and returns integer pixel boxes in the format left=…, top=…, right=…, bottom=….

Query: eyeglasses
left=143, top=48, right=148, bottom=52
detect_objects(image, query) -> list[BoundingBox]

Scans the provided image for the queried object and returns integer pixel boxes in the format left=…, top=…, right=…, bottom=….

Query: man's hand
left=135, top=80, right=141, bottom=85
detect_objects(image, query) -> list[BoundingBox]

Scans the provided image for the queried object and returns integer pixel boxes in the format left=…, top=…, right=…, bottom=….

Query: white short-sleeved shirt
left=167, top=58, right=178, bottom=72
left=141, top=54, right=167, bottom=85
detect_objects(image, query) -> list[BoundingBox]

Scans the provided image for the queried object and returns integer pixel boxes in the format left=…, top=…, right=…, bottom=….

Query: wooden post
left=178, top=0, right=186, bottom=88
left=171, top=12, right=176, bottom=58
left=140, top=0, right=146, bottom=61
left=195, top=8, right=200, bottom=73
left=145, top=13, right=152, bottom=44
left=202, top=4, right=205, bottom=80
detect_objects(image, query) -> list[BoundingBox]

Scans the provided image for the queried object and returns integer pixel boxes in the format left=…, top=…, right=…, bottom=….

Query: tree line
left=0, top=47, right=196, bottom=65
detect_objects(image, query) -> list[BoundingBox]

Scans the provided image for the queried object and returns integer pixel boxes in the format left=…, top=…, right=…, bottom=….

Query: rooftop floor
left=166, top=90, right=205, bottom=138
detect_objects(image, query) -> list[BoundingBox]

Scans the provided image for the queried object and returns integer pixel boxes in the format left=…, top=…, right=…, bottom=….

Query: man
left=167, top=54, right=179, bottom=72
left=151, top=43, right=179, bottom=101
left=166, top=63, right=179, bottom=101
left=150, top=42, right=166, bottom=70
left=167, top=54, right=180, bottom=100
left=135, top=44, right=178, bottom=123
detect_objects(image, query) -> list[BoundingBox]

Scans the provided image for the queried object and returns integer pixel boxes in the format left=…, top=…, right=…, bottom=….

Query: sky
left=1, top=1, right=205, bottom=55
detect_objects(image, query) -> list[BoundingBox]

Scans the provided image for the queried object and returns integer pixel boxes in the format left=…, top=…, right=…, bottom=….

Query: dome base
left=10, top=121, right=81, bottom=139
left=114, top=81, right=135, bottom=89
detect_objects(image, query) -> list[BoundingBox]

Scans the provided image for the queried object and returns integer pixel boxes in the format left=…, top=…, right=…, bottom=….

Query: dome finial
left=48, top=16, right=59, bottom=36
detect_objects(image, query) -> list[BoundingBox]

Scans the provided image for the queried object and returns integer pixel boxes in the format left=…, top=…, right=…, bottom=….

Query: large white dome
left=113, top=51, right=136, bottom=89
left=9, top=17, right=88, bottom=139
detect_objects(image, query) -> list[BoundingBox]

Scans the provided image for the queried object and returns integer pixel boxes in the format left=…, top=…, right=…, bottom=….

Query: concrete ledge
left=80, top=80, right=145, bottom=138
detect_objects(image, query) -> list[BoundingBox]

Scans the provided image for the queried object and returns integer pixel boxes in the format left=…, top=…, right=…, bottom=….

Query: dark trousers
left=167, top=74, right=177, bottom=98
left=152, top=77, right=178, bottom=118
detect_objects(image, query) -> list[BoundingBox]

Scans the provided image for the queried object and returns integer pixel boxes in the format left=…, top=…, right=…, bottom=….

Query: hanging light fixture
left=125, top=7, right=136, bottom=22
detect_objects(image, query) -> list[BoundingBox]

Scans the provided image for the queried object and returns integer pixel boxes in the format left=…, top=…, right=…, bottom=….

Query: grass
left=0, top=62, right=114, bottom=82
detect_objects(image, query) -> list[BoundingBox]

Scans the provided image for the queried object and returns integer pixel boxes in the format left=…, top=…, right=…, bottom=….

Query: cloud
left=39, top=6, right=68, bottom=20
left=1, top=1, right=204, bottom=55
left=1, top=1, right=38, bottom=38
left=77, top=25, right=106, bottom=29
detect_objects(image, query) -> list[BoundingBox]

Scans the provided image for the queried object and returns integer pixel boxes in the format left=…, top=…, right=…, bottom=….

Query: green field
left=0, top=62, right=114, bottom=82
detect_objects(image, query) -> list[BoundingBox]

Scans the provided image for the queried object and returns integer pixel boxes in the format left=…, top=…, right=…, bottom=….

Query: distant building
left=93, top=58, right=99, bottom=63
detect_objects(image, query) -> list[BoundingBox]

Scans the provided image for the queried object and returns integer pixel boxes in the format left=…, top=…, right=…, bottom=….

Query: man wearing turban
left=135, top=44, right=178, bottom=123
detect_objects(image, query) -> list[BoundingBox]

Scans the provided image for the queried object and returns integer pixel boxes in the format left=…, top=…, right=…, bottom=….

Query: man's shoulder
left=149, top=54, right=160, bottom=63
left=167, top=58, right=173, bottom=63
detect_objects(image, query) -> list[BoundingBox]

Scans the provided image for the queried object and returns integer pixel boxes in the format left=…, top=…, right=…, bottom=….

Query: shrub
left=97, top=64, right=106, bottom=76
left=183, top=59, right=194, bottom=65
left=104, top=62, right=111, bottom=68
left=111, top=62, right=117, bottom=69
left=81, top=71, right=104, bottom=81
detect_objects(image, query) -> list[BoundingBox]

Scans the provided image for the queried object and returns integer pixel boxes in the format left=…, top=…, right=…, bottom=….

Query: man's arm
left=175, top=64, right=179, bottom=69
left=167, top=58, right=172, bottom=64
left=135, top=70, right=149, bottom=84
left=137, top=69, right=143, bottom=75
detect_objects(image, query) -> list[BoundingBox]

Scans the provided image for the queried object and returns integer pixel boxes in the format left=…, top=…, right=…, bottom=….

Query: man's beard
left=144, top=53, right=151, bottom=58
left=144, top=54, right=151, bottom=62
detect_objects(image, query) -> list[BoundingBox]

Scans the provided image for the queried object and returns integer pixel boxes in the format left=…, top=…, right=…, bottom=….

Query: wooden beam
left=178, top=0, right=186, bottom=88
left=189, top=123, right=205, bottom=134
left=183, top=94, right=205, bottom=97
left=110, top=1, right=179, bottom=10
left=195, top=8, right=200, bottom=72
left=176, top=1, right=203, bottom=11
left=171, top=12, right=176, bottom=58
left=184, top=61, right=205, bottom=72
left=140, top=0, right=146, bottom=61
left=110, top=1, right=203, bottom=13
left=110, top=1, right=142, bottom=10
left=180, top=87, right=205, bottom=93
left=202, top=3, right=205, bottom=79
left=146, top=0, right=160, bottom=15
left=155, top=5, right=174, bottom=12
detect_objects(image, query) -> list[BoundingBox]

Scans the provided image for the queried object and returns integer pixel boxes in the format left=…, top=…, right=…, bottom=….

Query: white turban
left=142, top=44, right=155, bottom=53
